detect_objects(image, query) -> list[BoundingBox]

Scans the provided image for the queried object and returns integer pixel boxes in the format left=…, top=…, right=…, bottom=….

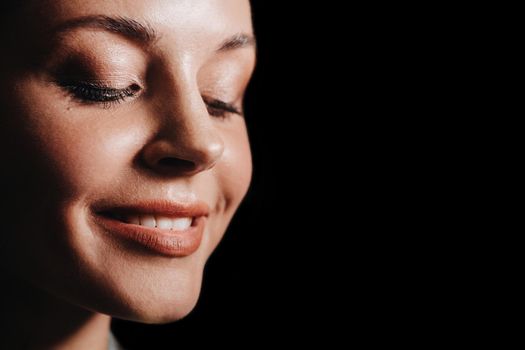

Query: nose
left=141, top=91, right=224, bottom=177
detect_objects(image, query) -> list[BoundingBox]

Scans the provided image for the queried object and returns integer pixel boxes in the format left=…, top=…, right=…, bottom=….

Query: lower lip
left=94, top=214, right=206, bottom=257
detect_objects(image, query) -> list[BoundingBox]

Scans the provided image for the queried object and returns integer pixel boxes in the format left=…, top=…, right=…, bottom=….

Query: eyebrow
left=53, top=15, right=256, bottom=51
left=53, top=15, right=157, bottom=44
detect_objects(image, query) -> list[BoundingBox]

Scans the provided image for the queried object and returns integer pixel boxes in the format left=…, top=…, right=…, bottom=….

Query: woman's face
left=0, top=0, right=254, bottom=323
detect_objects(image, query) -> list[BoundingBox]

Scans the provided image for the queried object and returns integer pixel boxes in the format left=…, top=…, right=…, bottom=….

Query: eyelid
left=202, top=95, right=242, bottom=115
left=56, top=76, right=142, bottom=89
left=56, top=79, right=142, bottom=107
left=55, top=77, right=242, bottom=117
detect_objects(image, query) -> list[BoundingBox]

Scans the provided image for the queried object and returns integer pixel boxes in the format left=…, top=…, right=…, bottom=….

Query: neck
left=0, top=275, right=111, bottom=350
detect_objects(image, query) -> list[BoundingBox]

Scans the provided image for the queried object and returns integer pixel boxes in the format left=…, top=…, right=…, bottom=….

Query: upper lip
left=94, top=199, right=210, bottom=219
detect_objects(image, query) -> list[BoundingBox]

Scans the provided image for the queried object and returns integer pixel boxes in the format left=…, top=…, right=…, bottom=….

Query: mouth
left=104, top=213, right=195, bottom=231
left=92, top=200, right=209, bottom=257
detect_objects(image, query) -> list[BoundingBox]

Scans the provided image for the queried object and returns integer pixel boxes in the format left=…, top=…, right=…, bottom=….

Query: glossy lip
left=92, top=200, right=210, bottom=257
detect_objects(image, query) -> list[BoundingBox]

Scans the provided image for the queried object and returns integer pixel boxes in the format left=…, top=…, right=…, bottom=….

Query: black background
left=112, top=2, right=340, bottom=347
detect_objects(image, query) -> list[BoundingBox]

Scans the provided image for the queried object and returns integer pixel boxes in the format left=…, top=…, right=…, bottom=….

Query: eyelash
left=203, top=96, right=243, bottom=118
left=59, top=81, right=242, bottom=118
left=60, top=82, right=140, bottom=108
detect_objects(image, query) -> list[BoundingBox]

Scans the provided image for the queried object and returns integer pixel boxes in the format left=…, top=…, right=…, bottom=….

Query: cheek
left=201, top=122, right=251, bottom=253
left=1, top=82, right=141, bottom=200
left=43, top=123, right=142, bottom=196
left=217, top=121, right=252, bottom=209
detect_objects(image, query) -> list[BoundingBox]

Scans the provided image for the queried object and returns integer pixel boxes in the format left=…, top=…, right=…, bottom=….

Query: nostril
left=141, top=138, right=222, bottom=175
left=158, top=157, right=195, bottom=171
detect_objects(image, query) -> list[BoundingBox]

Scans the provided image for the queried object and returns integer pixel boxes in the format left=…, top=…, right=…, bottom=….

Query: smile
left=112, top=214, right=193, bottom=231
left=93, top=200, right=210, bottom=257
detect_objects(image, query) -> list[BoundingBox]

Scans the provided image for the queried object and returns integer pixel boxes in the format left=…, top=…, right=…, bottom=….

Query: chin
left=99, top=261, right=206, bottom=324
left=125, top=294, right=201, bottom=324
left=94, top=283, right=203, bottom=324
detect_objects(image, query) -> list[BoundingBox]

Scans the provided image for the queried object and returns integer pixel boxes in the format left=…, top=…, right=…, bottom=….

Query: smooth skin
left=0, top=0, right=255, bottom=348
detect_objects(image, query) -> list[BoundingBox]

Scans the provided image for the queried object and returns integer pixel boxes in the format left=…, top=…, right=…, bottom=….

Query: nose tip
left=197, top=141, right=224, bottom=171
left=142, top=138, right=224, bottom=176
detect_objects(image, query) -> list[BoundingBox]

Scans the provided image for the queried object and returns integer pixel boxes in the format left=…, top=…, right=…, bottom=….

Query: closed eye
left=203, top=96, right=242, bottom=119
left=57, top=81, right=142, bottom=108
left=57, top=80, right=242, bottom=118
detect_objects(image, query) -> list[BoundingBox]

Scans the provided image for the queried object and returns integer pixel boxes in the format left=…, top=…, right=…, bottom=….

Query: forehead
left=27, top=0, right=253, bottom=48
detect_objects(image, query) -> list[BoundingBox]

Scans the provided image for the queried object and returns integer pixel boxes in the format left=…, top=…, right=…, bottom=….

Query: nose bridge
left=165, top=75, right=207, bottom=143
left=169, top=90, right=223, bottom=166
left=141, top=61, right=224, bottom=175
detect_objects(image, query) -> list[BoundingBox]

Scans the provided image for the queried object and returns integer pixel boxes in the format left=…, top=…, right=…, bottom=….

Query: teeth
left=156, top=217, right=173, bottom=229
left=123, top=215, right=192, bottom=231
left=172, top=217, right=192, bottom=230
left=140, top=215, right=156, bottom=228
